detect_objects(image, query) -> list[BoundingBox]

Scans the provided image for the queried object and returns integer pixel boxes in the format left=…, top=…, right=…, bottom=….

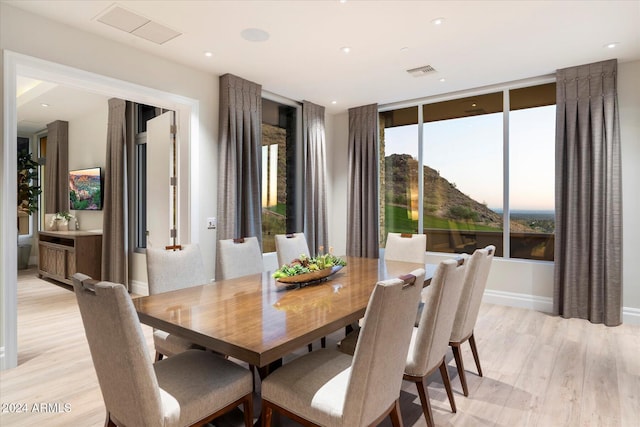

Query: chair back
left=384, top=233, right=427, bottom=264
left=275, top=233, right=310, bottom=267
left=344, top=268, right=425, bottom=426
left=146, top=244, right=208, bottom=294
left=450, top=245, right=495, bottom=342
left=406, top=258, right=466, bottom=376
left=72, top=273, right=163, bottom=427
left=218, top=237, right=264, bottom=280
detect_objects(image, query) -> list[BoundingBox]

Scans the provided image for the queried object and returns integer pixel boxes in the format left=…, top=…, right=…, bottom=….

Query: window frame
left=261, top=91, right=303, bottom=254
left=378, top=75, right=556, bottom=262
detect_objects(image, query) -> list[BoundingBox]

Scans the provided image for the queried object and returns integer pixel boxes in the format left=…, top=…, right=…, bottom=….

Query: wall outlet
left=207, top=217, right=217, bottom=230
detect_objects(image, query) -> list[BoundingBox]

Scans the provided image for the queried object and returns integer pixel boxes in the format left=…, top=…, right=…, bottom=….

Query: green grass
left=385, top=205, right=502, bottom=233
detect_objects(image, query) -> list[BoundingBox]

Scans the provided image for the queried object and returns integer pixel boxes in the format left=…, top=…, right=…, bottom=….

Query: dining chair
left=217, top=236, right=264, bottom=386
left=261, top=268, right=425, bottom=427
left=146, top=244, right=208, bottom=361
left=384, top=232, right=427, bottom=327
left=218, top=237, right=264, bottom=280
left=72, top=273, right=253, bottom=427
left=449, top=245, right=495, bottom=396
left=274, top=232, right=326, bottom=350
left=384, top=232, right=427, bottom=264
left=275, top=232, right=310, bottom=267
left=404, top=258, right=467, bottom=427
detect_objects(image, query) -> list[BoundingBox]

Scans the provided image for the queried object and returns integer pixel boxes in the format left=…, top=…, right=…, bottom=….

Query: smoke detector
left=406, top=65, right=437, bottom=77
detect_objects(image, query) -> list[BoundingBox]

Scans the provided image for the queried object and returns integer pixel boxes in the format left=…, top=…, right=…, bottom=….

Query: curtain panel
left=303, top=100, right=328, bottom=254
left=347, top=104, right=379, bottom=258
left=44, top=120, right=69, bottom=214
left=217, top=74, right=263, bottom=244
left=102, top=98, right=128, bottom=287
left=554, top=59, right=622, bottom=326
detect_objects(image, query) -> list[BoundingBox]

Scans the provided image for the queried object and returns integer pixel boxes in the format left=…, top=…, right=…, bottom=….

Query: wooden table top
left=134, top=256, right=434, bottom=367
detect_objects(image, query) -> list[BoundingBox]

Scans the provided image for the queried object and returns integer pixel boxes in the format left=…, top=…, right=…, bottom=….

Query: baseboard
left=483, top=289, right=553, bottom=313
left=130, top=279, right=148, bottom=297
left=483, top=289, right=640, bottom=325
left=623, top=307, right=640, bottom=325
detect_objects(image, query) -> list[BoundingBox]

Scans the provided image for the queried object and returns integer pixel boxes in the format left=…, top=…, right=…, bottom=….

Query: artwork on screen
left=69, top=167, right=102, bottom=210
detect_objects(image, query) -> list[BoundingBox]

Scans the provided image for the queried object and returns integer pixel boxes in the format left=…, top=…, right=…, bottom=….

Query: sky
left=385, top=105, right=556, bottom=212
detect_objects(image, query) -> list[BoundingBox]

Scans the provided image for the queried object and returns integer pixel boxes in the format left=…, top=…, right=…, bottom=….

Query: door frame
left=1, top=50, right=200, bottom=370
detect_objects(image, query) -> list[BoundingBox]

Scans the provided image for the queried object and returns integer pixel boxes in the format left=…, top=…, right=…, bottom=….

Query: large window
left=380, top=82, right=556, bottom=261
left=261, top=98, right=301, bottom=252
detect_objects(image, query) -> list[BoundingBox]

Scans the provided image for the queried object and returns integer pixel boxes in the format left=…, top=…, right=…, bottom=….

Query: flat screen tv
left=69, top=167, right=103, bottom=210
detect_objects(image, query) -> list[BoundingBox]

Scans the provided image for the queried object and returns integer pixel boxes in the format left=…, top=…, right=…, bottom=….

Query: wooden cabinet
left=38, top=231, right=102, bottom=285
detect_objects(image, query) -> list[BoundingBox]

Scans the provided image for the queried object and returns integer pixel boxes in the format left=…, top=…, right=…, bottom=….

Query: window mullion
left=502, top=89, right=510, bottom=258
left=417, top=104, right=424, bottom=236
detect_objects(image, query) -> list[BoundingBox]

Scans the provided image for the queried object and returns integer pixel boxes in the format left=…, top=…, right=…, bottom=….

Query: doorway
left=2, top=51, right=199, bottom=370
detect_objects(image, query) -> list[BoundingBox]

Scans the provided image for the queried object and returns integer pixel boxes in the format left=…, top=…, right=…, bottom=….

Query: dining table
left=133, top=256, right=436, bottom=370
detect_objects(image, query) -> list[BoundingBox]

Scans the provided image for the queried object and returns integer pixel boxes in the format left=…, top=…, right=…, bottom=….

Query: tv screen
left=69, top=167, right=103, bottom=210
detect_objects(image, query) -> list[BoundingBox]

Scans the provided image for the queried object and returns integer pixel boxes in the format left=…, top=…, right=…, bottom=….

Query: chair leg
left=389, top=399, right=404, bottom=427
left=154, top=351, right=163, bottom=362
left=242, top=394, right=253, bottom=427
left=321, top=336, right=326, bottom=348
left=104, top=412, right=116, bottom=427
left=261, top=400, right=273, bottom=427
left=308, top=343, right=313, bottom=352
left=451, top=343, right=469, bottom=397
left=468, top=332, right=483, bottom=377
left=439, top=358, right=457, bottom=413
left=414, top=377, right=434, bottom=427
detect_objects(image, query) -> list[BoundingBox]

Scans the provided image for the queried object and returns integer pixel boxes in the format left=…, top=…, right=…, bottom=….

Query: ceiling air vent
left=96, top=5, right=181, bottom=45
left=406, top=65, right=437, bottom=77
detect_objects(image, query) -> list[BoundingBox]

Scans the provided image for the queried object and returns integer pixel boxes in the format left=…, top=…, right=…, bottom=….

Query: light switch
left=207, top=217, right=217, bottom=230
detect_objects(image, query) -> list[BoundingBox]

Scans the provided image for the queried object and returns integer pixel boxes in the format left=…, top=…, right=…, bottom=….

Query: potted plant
left=17, top=150, right=41, bottom=269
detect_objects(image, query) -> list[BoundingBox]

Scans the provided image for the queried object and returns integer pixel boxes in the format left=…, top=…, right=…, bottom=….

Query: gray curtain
left=554, top=59, right=622, bottom=326
left=303, top=101, right=328, bottom=254
left=347, top=104, right=379, bottom=258
left=44, top=120, right=69, bottom=214
left=102, top=98, right=128, bottom=287
left=217, top=74, right=262, bottom=243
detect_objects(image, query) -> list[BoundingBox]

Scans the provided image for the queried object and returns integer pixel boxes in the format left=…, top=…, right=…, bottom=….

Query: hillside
left=384, top=154, right=533, bottom=232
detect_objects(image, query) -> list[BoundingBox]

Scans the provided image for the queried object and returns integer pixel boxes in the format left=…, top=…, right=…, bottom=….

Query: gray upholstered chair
left=404, top=258, right=467, bottom=427
left=449, top=245, right=495, bottom=396
left=274, top=232, right=325, bottom=350
left=72, top=273, right=253, bottom=427
left=275, top=232, right=310, bottom=267
left=146, top=244, right=208, bottom=361
left=384, top=232, right=427, bottom=264
left=261, top=269, right=425, bottom=427
left=218, top=237, right=264, bottom=280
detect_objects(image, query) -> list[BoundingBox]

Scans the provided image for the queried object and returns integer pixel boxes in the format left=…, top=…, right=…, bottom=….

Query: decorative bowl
left=276, top=265, right=343, bottom=286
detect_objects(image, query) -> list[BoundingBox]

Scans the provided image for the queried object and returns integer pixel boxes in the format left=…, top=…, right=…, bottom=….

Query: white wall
left=326, top=60, right=640, bottom=322
left=618, top=60, right=640, bottom=315
left=68, top=103, right=108, bottom=231
left=1, top=3, right=219, bottom=368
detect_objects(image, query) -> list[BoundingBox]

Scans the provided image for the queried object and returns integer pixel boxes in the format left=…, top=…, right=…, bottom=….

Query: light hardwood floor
left=1, top=268, right=638, bottom=426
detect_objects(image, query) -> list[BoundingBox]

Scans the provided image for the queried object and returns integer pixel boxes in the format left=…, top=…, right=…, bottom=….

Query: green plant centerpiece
left=273, top=253, right=347, bottom=286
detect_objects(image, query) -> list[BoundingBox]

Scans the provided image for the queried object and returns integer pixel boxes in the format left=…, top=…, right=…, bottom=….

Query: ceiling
left=8, top=0, right=640, bottom=133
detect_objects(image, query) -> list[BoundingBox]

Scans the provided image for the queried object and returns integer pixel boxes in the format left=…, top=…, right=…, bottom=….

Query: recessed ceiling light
left=331, top=100, right=337, bottom=104
left=204, top=51, right=213, bottom=57
left=241, top=28, right=270, bottom=42
left=431, top=17, right=445, bottom=25
left=604, top=42, right=619, bottom=49
left=439, top=78, right=446, bottom=82
left=339, top=0, right=347, bottom=3
left=40, top=103, right=50, bottom=107
left=341, top=46, right=351, bottom=54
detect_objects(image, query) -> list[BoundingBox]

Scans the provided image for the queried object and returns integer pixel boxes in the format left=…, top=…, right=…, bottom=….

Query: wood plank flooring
left=1, top=268, right=638, bottom=426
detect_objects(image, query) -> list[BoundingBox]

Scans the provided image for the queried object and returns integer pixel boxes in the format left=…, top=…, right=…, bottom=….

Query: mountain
left=384, top=154, right=534, bottom=232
